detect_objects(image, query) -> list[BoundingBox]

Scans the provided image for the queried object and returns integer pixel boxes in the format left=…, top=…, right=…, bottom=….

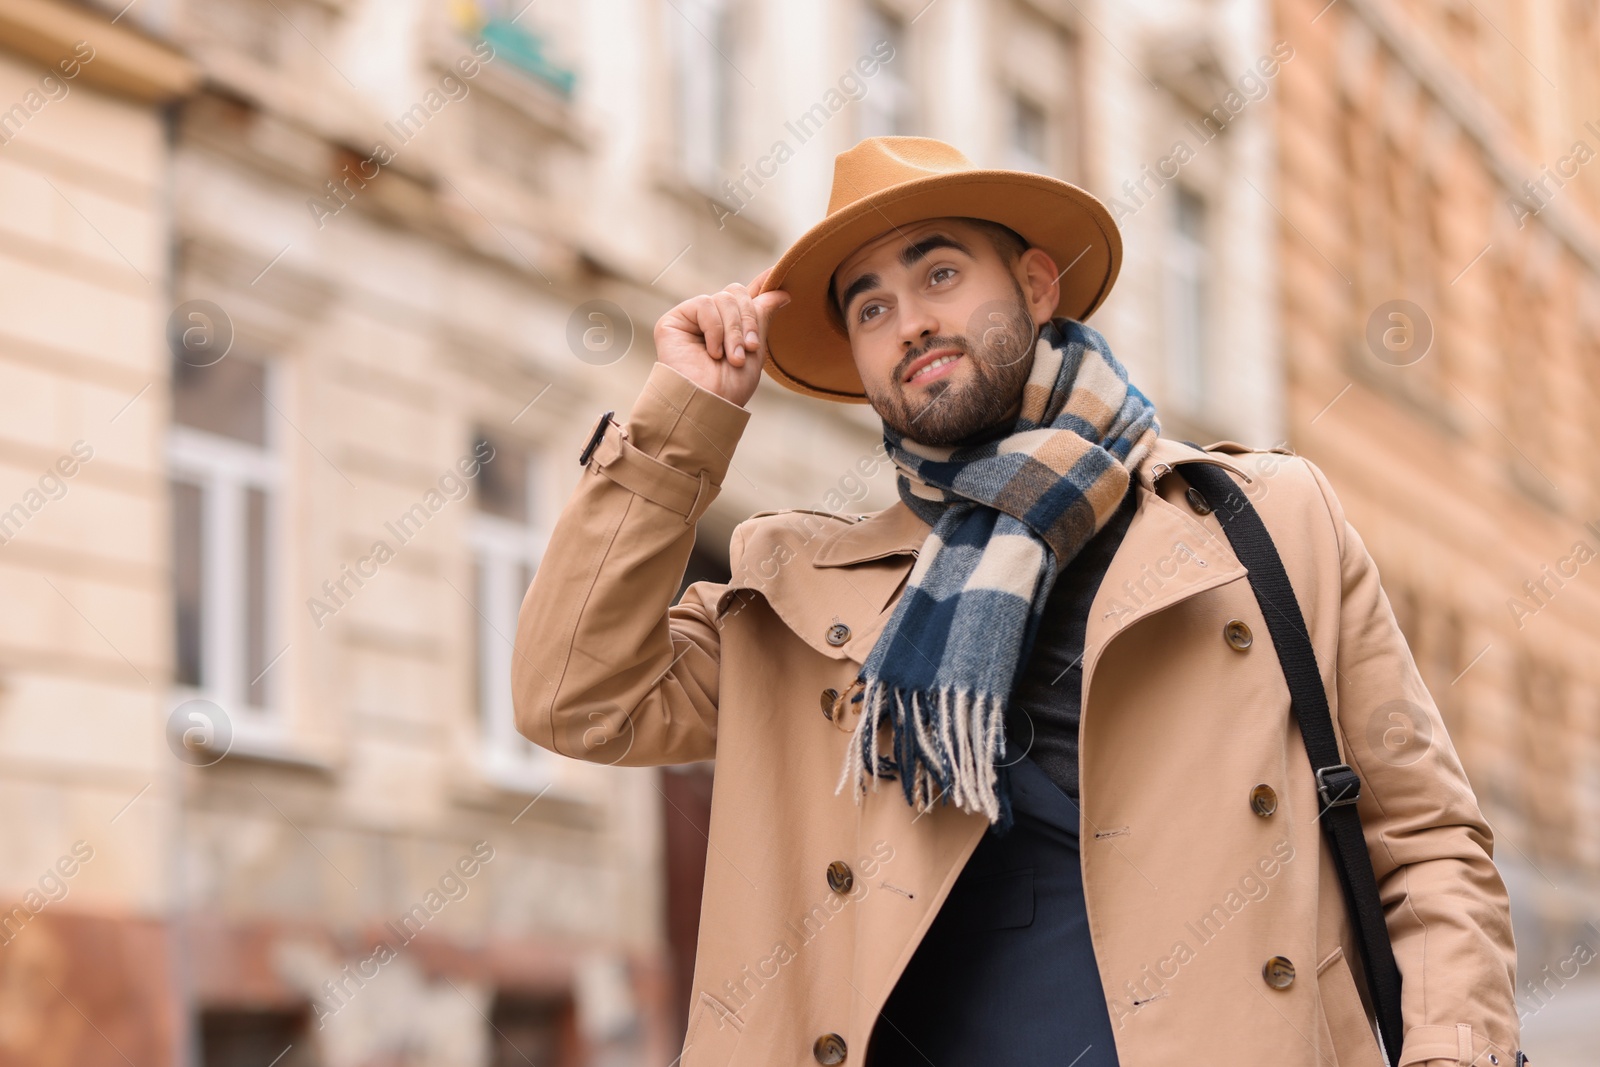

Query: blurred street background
left=0, top=0, right=1597, bottom=1063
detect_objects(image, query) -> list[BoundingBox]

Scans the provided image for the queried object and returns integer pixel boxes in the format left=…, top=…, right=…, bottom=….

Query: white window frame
left=672, top=0, right=732, bottom=191
left=858, top=4, right=910, bottom=139
left=166, top=371, right=286, bottom=746
left=1006, top=90, right=1050, bottom=174
left=1164, top=186, right=1210, bottom=417
left=469, top=466, right=554, bottom=791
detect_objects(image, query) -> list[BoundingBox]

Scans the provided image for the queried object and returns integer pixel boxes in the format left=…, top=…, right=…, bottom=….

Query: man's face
left=832, top=218, right=1059, bottom=446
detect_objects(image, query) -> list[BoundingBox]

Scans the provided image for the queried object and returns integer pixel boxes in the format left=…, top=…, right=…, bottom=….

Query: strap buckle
left=578, top=410, right=615, bottom=466
left=1316, top=763, right=1361, bottom=809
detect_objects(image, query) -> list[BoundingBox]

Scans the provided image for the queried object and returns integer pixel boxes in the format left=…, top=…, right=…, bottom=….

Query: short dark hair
left=829, top=217, right=1031, bottom=327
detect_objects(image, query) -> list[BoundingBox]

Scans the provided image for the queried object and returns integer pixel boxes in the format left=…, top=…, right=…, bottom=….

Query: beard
left=866, top=285, right=1040, bottom=447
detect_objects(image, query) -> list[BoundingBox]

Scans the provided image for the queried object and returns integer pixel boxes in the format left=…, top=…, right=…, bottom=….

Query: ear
left=1015, top=248, right=1061, bottom=326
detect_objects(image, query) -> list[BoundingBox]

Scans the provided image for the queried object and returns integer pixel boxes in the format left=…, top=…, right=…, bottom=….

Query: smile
left=904, top=350, right=962, bottom=385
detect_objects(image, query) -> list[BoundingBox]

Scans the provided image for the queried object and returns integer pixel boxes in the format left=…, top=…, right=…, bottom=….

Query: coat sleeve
left=1305, top=459, right=1521, bottom=1067
left=512, top=361, right=750, bottom=767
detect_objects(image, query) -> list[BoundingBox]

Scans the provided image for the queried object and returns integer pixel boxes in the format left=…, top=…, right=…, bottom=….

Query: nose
left=897, top=296, right=939, bottom=351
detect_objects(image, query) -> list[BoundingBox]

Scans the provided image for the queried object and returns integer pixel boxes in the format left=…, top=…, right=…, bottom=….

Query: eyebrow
left=837, top=233, right=975, bottom=319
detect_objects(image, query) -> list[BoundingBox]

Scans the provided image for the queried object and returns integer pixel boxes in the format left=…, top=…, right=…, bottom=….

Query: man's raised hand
left=653, top=268, right=789, bottom=407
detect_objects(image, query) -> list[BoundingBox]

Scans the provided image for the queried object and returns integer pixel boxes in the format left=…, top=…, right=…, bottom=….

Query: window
left=488, top=993, right=577, bottom=1066
left=1163, top=186, right=1209, bottom=417
left=199, top=1009, right=314, bottom=1067
left=168, top=356, right=284, bottom=735
left=672, top=0, right=735, bottom=190
left=858, top=4, right=911, bottom=138
left=1007, top=91, right=1049, bottom=173
left=470, top=430, right=550, bottom=785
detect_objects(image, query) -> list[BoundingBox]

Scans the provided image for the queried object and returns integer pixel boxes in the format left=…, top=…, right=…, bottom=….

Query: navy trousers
left=868, top=754, right=1122, bottom=1066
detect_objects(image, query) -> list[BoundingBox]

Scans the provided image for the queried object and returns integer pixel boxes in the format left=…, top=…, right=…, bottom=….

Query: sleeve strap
left=1396, top=1024, right=1509, bottom=1066
left=588, top=420, right=716, bottom=525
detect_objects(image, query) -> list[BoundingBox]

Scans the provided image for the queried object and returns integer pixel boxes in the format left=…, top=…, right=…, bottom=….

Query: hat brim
left=759, top=170, right=1122, bottom=403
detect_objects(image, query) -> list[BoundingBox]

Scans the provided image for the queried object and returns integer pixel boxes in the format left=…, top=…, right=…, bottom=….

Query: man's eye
left=858, top=302, right=884, bottom=322
left=930, top=266, right=957, bottom=284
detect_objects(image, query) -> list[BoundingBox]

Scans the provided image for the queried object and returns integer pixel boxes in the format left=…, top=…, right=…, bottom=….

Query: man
left=514, top=137, right=1523, bottom=1067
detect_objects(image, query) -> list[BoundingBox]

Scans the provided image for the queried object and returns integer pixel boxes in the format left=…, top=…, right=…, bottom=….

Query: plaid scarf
left=834, top=318, right=1160, bottom=832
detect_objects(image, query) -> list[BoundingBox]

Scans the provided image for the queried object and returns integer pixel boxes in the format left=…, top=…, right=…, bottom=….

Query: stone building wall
left=1271, top=0, right=1600, bottom=1056
left=0, top=3, right=197, bottom=1064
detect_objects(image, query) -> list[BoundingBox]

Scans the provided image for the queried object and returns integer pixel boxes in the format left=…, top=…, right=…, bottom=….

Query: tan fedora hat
left=759, top=136, right=1122, bottom=403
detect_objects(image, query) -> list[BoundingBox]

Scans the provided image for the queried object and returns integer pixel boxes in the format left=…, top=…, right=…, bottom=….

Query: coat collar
left=810, top=436, right=1251, bottom=568
left=811, top=497, right=927, bottom=568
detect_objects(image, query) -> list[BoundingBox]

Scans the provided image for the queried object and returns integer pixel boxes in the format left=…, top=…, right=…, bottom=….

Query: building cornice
left=0, top=0, right=197, bottom=103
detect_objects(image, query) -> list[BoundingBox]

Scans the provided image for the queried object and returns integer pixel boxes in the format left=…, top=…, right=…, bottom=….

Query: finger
left=695, top=295, right=725, bottom=362
left=732, top=289, right=760, bottom=352
left=724, top=283, right=757, bottom=346
left=712, top=291, right=745, bottom=365
left=753, top=288, right=791, bottom=324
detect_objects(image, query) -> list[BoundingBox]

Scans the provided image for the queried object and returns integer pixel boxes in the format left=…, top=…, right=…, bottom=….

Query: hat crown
left=826, top=136, right=974, bottom=215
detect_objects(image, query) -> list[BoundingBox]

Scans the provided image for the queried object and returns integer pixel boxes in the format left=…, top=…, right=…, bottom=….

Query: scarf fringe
left=833, top=682, right=1009, bottom=824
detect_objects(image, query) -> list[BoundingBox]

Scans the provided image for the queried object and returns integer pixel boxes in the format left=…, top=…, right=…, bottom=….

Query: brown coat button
left=826, top=860, right=853, bottom=894
left=821, top=688, right=840, bottom=719
left=1250, top=784, right=1278, bottom=817
left=1186, top=486, right=1213, bottom=514
left=1263, top=955, right=1295, bottom=989
left=813, top=1032, right=847, bottom=1064
left=826, top=623, right=851, bottom=646
left=1225, top=619, right=1253, bottom=650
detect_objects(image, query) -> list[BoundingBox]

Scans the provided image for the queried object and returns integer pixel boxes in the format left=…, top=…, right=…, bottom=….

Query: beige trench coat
left=513, top=363, right=1521, bottom=1067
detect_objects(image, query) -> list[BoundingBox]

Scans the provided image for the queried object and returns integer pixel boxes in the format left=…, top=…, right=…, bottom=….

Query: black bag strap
left=1180, top=461, right=1405, bottom=1065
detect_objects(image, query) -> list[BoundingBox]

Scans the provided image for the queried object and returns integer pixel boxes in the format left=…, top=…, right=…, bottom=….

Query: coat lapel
left=1081, top=438, right=1253, bottom=683
left=808, top=502, right=929, bottom=659
left=719, top=504, right=925, bottom=664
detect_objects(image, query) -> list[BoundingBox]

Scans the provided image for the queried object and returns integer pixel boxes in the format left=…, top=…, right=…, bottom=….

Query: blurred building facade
left=0, top=0, right=1594, bottom=1064
left=1270, top=0, right=1600, bottom=1059
left=0, top=4, right=195, bottom=1066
